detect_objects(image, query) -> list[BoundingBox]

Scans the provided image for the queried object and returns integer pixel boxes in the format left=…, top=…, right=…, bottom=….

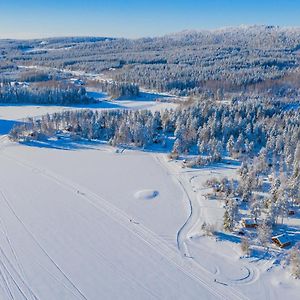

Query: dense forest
left=88, top=80, right=140, bottom=98
left=0, top=81, right=93, bottom=105
left=10, top=99, right=300, bottom=183
left=2, top=25, right=300, bottom=98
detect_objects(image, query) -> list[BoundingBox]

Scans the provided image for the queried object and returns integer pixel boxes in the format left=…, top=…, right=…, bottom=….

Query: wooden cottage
left=272, top=234, right=291, bottom=248
left=241, top=218, right=258, bottom=228
left=288, top=209, right=295, bottom=216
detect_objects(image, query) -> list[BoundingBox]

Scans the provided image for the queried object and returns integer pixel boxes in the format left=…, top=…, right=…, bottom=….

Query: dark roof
left=242, top=218, right=257, bottom=225
left=272, top=234, right=291, bottom=246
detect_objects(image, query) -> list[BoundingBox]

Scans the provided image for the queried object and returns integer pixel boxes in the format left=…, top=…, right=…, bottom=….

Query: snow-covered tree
left=257, top=221, right=272, bottom=248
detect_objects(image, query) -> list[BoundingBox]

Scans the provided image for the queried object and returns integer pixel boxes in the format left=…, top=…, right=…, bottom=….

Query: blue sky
left=0, top=0, right=300, bottom=39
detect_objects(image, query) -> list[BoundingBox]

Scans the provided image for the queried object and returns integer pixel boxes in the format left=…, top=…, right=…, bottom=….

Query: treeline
left=9, top=109, right=162, bottom=147
left=9, top=97, right=300, bottom=209
left=18, top=70, right=52, bottom=82
left=92, top=81, right=140, bottom=98
left=9, top=99, right=300, bottom=176
left=0, top=82, right=93, bottom=105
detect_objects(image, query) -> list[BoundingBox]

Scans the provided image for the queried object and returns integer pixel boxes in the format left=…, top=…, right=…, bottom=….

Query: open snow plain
left=0, top=99, right=299, bottom=299
left=0, top=100, right=223, bottom=300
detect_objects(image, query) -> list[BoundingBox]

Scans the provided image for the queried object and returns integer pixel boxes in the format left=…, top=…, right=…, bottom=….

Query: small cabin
left=70, top=78, right=84, bottom=86
left=267, top=158, right=273, bottom=167
left=272, top=234, right=291, bottom=248
left=65, top=125, right=74, bottom=132
left=236, top=228, right=245, bottom=235
left=241, top=218, right=258, bottom=228
left=288, top=209, right=295, bottom=216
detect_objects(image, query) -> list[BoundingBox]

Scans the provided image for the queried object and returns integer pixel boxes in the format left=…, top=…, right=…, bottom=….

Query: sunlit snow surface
left=0, top=99, right=299, bottom=299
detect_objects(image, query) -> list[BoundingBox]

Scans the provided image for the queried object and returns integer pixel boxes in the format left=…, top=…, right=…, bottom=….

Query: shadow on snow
left=0, top=101, right=127, bottom=110
left=21, top=137, right=108, bottom=151
left=0, top=119, right=24, bottom=135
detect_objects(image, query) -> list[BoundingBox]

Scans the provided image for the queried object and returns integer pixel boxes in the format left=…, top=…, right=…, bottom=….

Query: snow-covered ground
left=0, top=135, right=242, bottom=300
left=0, top=103, right=299, bottom=299
left=159, top=157, right=300, bottom=299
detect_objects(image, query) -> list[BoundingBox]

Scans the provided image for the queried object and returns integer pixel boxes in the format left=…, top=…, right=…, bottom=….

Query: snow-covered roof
left=272, top=234, right=291, bottom=246
left=242, top=218, right=257, bottom=225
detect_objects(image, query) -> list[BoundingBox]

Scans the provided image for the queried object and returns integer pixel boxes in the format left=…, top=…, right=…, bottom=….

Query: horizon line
left=1, top=24, right=300, bottom=41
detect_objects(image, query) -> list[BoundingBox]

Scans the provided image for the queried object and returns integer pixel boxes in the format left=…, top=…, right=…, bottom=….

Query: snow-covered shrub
left=201, top=222, right=216, bottom=236
left=257, top=221, right=272, bottom=248
left=168, top=151, right=179, bottom=160
left=288, top=245, right=300, bottom=279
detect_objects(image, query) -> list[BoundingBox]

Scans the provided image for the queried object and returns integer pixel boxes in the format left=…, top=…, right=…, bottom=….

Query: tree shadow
left=0, top=101, right=126, bottom=110
left=0, top=119, right=24, bottom=135
left=116, top=91, right=172, bottom=102
left=249, top=247, right=275, bottom=262
left=215, top=231, right=242, bottom=244
left=20, top=137, right=108, bottom=151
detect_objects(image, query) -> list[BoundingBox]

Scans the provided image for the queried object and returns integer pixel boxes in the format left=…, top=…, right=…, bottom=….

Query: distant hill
left=1, top=25, right=300, bottom=98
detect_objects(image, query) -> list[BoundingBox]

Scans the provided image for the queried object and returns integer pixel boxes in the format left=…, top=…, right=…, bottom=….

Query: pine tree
left=250, top=198, right=261, bottom=222
left=226, top=135, right=235, bottom=156
left=257, top=221, right=272, bottom=248
left=241, top=237, right=251, bottom=256
left=223, top=200, right=238, bottom=232
left=223, top=209, right=232, bottom=231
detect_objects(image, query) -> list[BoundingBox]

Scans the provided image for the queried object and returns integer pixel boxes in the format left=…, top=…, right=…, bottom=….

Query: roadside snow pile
left=134, top=189, right=159, bottom=200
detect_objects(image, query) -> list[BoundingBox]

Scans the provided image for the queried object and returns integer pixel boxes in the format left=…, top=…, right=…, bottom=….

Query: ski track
left=0, top=216, right=38, bottom=300
left=0, top=245, right=34, bottom=300
left=151, top=154, right=192, bottom=254
left=0, top=139, right=157, bottom=299
left=0, top=190, right=93, bottom=300
left=0, top=259, right=15, bottom=300
left=0, top=146, right=247, bottom=300
left=153, top=154, right=202, bottom=255
left=0, top=188, right=88, bottom=300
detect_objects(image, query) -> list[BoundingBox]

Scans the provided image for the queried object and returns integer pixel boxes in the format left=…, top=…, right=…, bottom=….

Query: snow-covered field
left=0, top=96, right=176, bottom=122
left=0, top=103, right=299, bottom=299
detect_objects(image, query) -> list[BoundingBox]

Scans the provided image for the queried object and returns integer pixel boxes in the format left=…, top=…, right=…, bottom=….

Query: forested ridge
left=2, top=25, right=300, bottom=98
